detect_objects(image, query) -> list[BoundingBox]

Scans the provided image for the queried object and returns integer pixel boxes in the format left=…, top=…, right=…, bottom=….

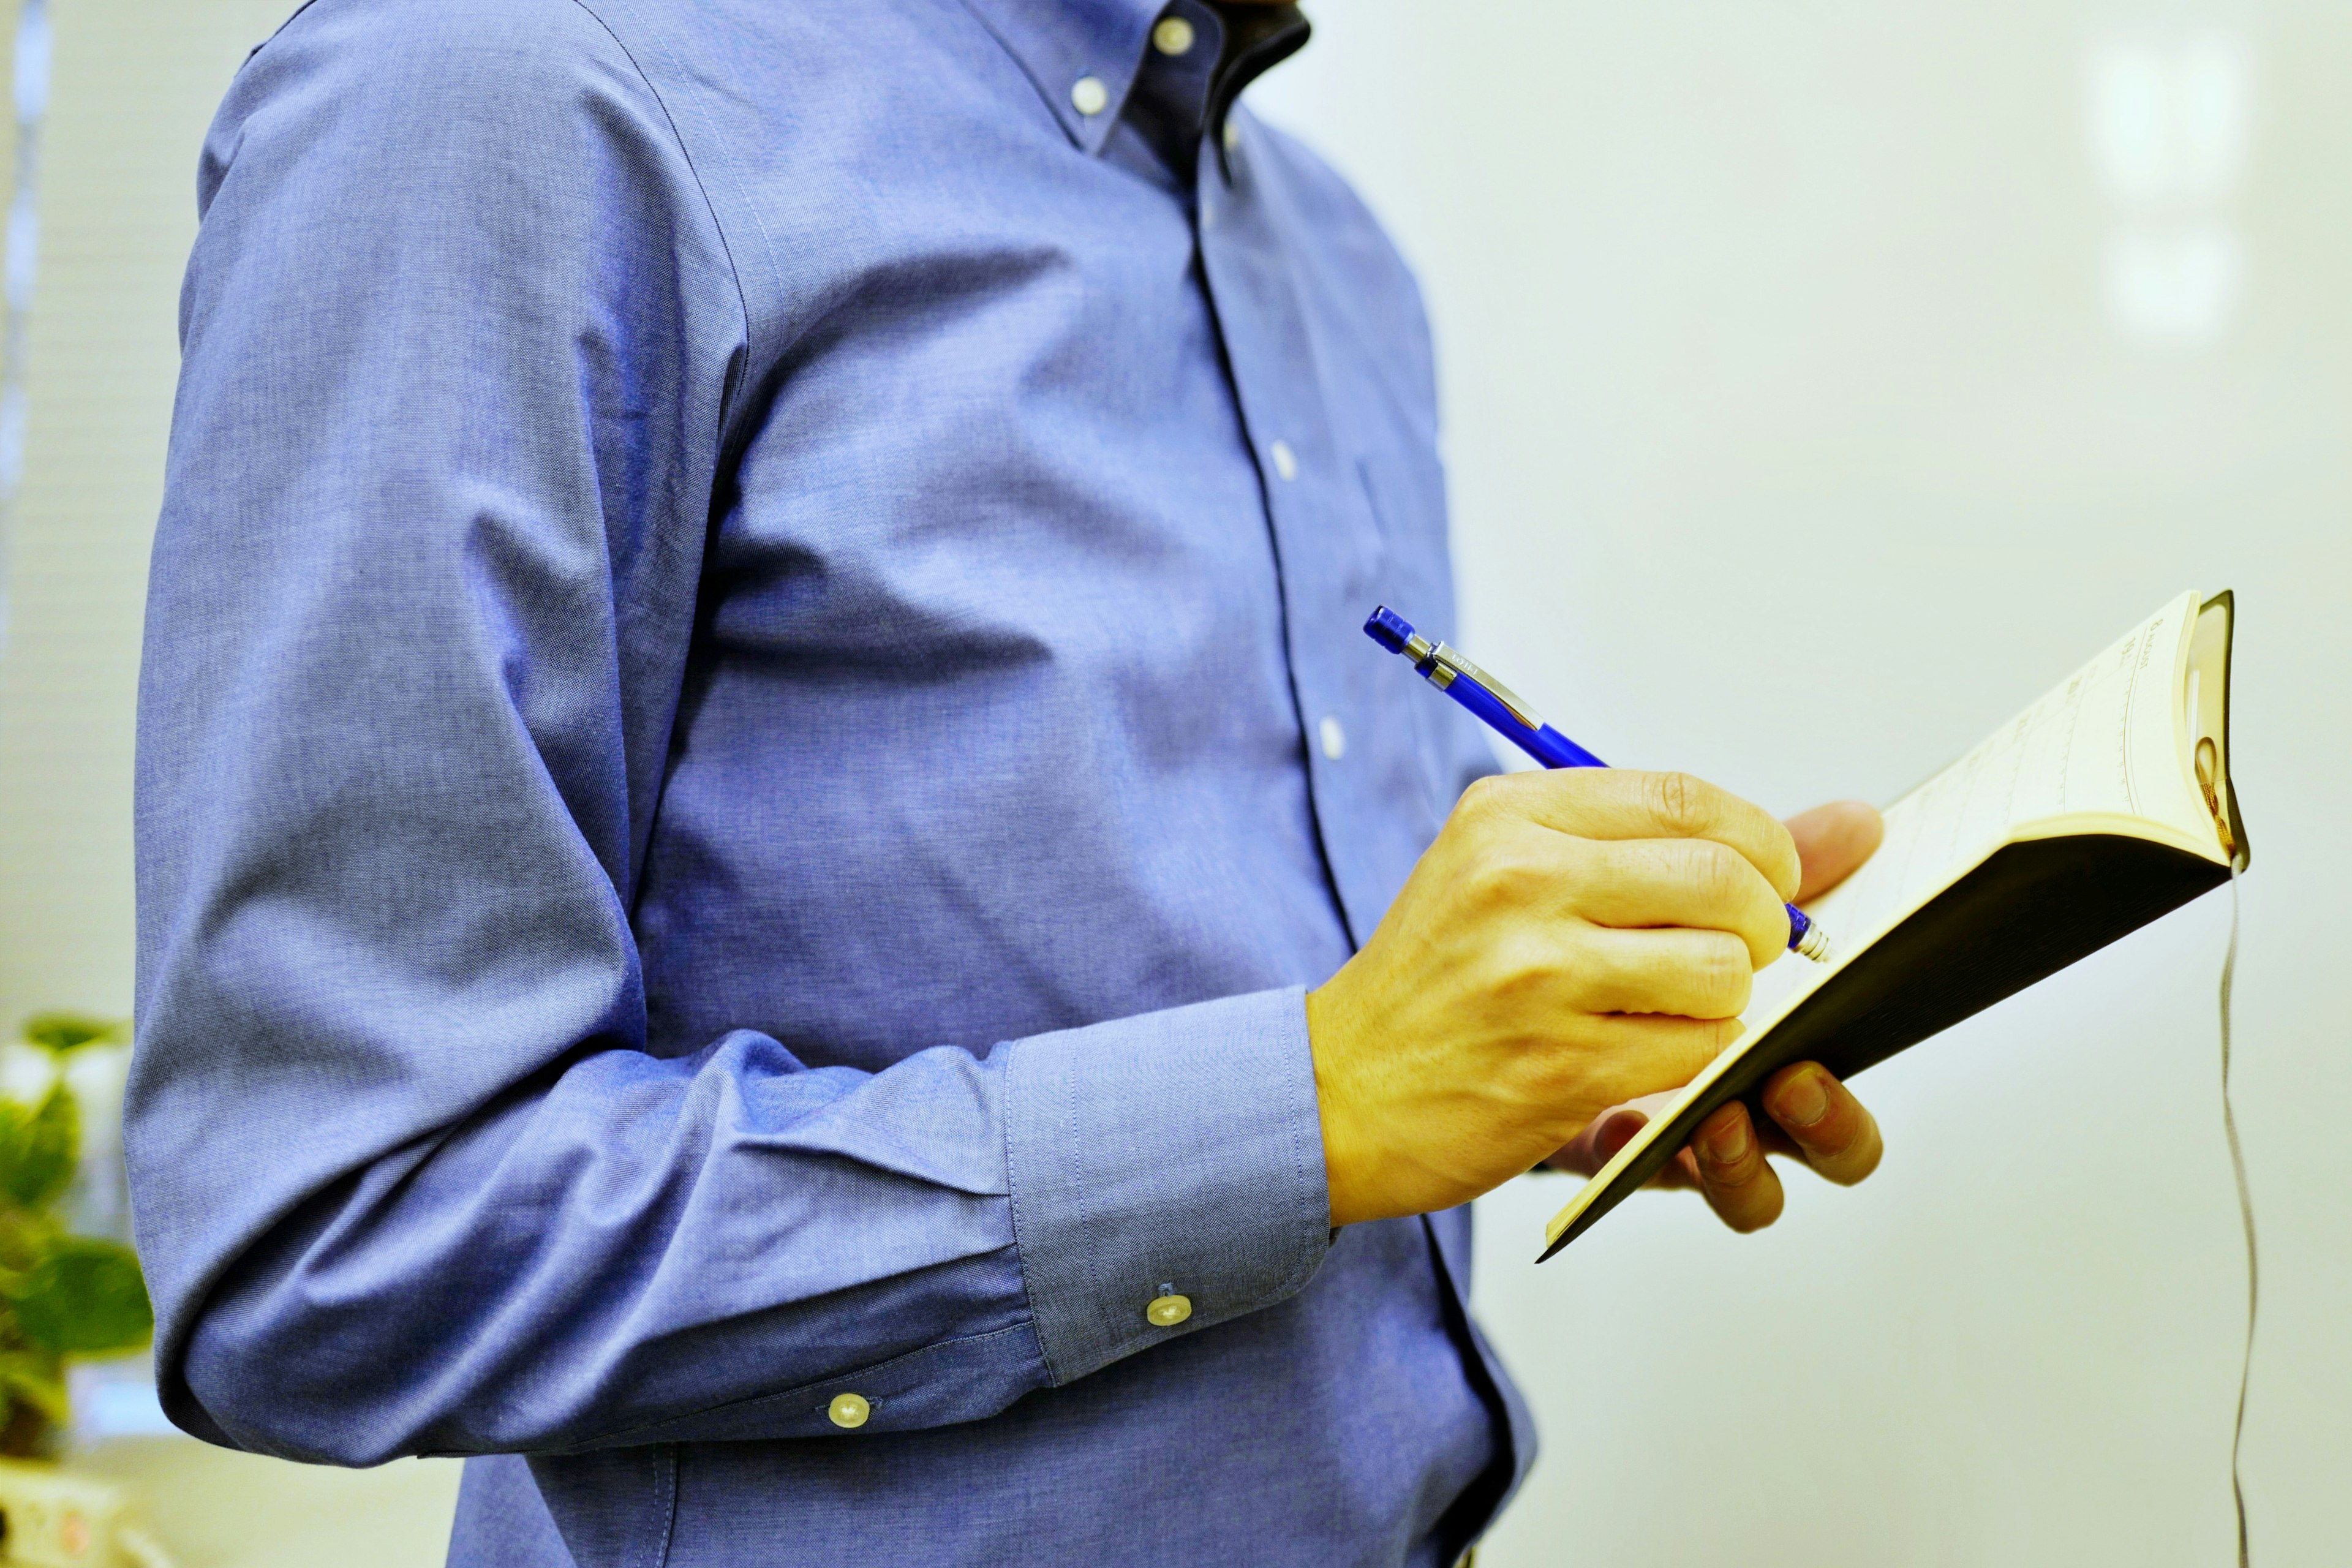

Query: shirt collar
left=955, top=0, right=1164, bottom=157
left=1205, top=4, right=1310, bottom=168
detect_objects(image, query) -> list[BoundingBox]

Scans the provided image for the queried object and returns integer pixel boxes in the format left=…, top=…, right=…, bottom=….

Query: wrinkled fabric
left=130, top=0, right=1534, bottom=1562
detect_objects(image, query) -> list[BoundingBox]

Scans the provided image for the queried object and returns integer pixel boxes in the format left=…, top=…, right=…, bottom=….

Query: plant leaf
left=0, top=1090, right=77, bottom=1212
left=20, top=1015, right=127, bottom=1055
left=0, top=1349, right=66, bottom=1425
left=12, top=1238, right=152, bottom=1356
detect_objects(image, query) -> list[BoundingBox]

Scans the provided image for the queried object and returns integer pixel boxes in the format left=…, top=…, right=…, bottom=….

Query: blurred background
left=0, top=0, right=2343, bottom=1563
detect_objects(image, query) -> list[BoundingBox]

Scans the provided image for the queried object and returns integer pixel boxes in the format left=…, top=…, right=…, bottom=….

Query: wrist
left=1303, top=982, right=1377, bottom=1228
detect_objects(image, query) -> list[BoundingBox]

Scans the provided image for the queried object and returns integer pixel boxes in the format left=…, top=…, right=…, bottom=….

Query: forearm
left=174, top=1032, right=1027, bottom=1461
left=149, top=989, right=1331, bottom=1463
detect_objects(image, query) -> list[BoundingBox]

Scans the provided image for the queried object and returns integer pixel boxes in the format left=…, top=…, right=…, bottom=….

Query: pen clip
left=1425, top=643, right=1545, bottom=730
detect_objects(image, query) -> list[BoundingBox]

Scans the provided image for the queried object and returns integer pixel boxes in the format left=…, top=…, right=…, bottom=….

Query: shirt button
left=1147, top=1293, right=1194, bottom=1327
left=827, top=1392, right=870, bottom=1429
left=1269, top=439, right=1298, bottom=481
left=1319, top=715, right=1348, bottom=761
left=1153, top=17, right=1196, bottom=56
left=1071, top=75, right=1109, bottom=117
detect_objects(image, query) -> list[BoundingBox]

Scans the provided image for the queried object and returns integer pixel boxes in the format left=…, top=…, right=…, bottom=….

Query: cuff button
left=1146, top=1293, right=1193, bottom=1327
left=827, top=1392, right=871, bottom=1429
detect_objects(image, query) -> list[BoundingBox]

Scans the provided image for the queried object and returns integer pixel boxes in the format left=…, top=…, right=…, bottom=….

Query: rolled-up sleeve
left=129, top=0, right=1330, bottom=1468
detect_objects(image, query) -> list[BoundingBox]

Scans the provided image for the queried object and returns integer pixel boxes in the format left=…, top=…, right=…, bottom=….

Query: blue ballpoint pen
left=1364, top=606, right=1834, bottom=963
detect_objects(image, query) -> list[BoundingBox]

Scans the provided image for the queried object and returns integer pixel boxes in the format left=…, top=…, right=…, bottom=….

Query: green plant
left=0, top=1014, right=152, bottom=1457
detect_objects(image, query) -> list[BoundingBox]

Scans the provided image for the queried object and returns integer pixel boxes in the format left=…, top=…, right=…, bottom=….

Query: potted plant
left=0, top=1015, right=152, bottom=1457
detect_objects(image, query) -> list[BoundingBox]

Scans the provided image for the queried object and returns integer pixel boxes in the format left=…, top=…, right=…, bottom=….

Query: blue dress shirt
left=129, top=1, right=1537, bottom=1562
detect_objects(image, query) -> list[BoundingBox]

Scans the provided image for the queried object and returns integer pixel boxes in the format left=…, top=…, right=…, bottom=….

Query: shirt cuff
left=1002, top=986, right=1333, bottom=1385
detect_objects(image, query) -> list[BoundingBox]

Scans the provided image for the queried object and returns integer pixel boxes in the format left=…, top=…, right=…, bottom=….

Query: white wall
left=1253, top=3, right=2350, bottom=1564
left=0, top=0, right=298, bottom=1026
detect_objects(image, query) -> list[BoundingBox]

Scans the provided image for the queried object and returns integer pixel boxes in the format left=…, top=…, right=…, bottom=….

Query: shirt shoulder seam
left=242, top=0, right=325, bottom=63
left=237, top=1, right=758, bottom=417
left=575, top=0, right=774, bottom=385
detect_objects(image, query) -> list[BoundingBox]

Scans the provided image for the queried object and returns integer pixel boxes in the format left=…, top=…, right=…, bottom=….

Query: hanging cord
left=2219, top=863, right=2254, bottom=1567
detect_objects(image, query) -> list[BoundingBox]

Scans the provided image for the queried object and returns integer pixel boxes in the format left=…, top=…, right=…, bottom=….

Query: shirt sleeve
left=129, top=0, right=1331, bottom=1468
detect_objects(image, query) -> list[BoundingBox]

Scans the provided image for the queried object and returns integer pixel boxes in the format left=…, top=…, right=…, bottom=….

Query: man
left=129, top=1, right=1887, bottom=1563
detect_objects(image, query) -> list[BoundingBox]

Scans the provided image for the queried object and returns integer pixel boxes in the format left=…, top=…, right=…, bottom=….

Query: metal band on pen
left=1406, top=636, right=1545, bottom=731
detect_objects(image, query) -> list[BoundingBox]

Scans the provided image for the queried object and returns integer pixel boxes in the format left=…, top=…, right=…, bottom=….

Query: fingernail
left=1707, top=1118, right=1751, bottom=1164
left=1777, top=1071, right=1830, bottom=1128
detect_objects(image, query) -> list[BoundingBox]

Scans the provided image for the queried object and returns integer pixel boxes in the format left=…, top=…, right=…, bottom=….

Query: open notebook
left=1540, top=589, right=2248, bottom=1261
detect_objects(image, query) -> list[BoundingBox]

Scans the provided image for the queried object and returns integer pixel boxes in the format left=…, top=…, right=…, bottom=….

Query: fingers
left=1547, top=1065, right=1883, bottom=1238
left=1760, top=1061, right=1883, bottom=1185
left=1546, top=1090, right=1681, bottom=1177
left=1546, top=1105, right=1646, bottom=1178
left=1561, top=835, right=1795, bottom=969
left=1689, top=1102, right=1785, bottom=1232
left=1785, top=801, right=1885, bottom=903
left=1461, top=770, right=1802, bottom=902
left=1566, top=926, right=1754, bottom=1019
left=1552, top=1012, right=1743, bottom=1111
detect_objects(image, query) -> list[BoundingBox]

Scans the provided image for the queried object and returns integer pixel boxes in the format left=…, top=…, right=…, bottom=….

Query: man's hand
left=1546, top=800, right=1888, bottom=1232
left=1307, top=769, right=1820, bottom=1228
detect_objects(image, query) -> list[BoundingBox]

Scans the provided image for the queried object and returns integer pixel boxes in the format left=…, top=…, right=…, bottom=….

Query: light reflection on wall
left=2087, top=28, right=2253, bottom=346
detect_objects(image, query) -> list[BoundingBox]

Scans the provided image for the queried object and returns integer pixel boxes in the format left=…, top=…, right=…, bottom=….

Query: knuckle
left=1483, top=935, right=1559, bottom=1005
left=1455, top=774, right=1517, bottom=827
left=1662, top=1017, right=1740, bottom=1082
left=1562, top=934, right=1631, bottom=1011
left=1644, top=770, right=1711, bottom=837
left=1680, top=840, right=1747, bottom=910
left=1763, top=821, right=1803, bottom=901
left=1697, top=935, right=1752, bottom=1016
left=1463, top=844, right=1548, bottom=910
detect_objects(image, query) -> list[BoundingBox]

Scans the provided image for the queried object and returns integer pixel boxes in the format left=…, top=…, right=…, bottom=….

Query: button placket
left=1195, top=140, right=1401, bottom=948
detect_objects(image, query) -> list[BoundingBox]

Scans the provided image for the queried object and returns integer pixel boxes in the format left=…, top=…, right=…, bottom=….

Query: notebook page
left=1747, top=590, right=2203, bottom=1019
